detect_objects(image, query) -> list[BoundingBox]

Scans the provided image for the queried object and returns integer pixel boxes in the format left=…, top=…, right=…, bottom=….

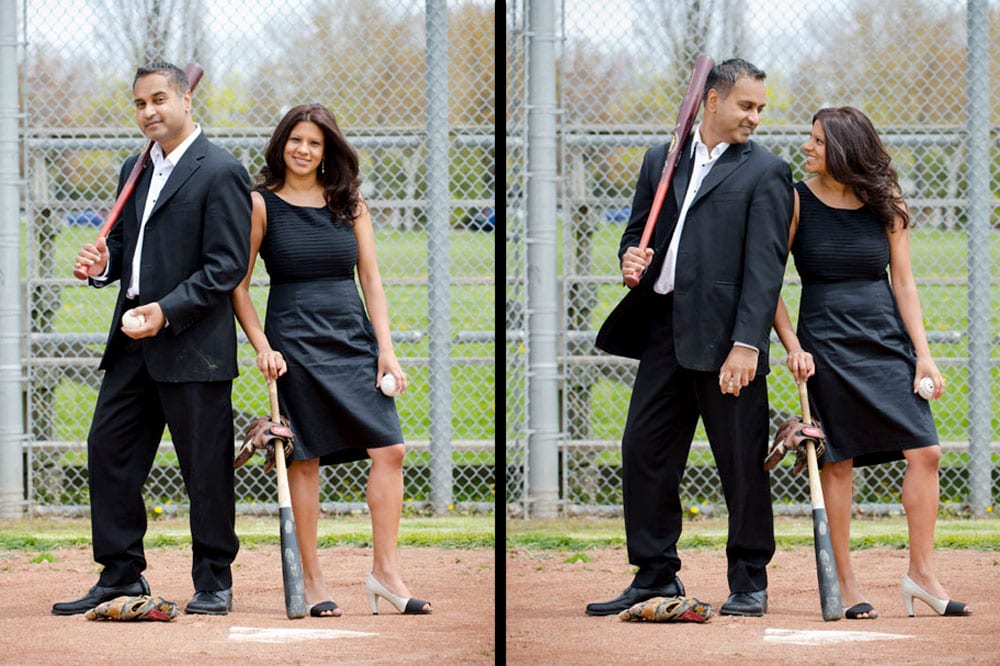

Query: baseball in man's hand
left=122, top=310, right=146, bottom=329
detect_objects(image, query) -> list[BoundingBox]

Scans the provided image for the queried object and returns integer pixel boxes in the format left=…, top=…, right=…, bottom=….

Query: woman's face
left=283, top=120, right=325, bottom=177
left=802, top=120, right=828, bottom=175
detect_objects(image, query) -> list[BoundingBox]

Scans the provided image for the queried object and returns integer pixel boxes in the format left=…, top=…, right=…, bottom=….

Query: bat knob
left=73, top=265, right=89, bottom=281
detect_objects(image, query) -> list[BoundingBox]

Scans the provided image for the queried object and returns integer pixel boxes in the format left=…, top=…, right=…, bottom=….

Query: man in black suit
left=53, top=62, right=251, bottom=617
left=587, top=59, right=793, bottom=618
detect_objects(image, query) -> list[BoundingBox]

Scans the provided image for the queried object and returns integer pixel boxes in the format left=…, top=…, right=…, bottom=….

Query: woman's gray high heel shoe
left=365, top=572, right=432, bottom=615
left=901, top=574, right=971, bottom=617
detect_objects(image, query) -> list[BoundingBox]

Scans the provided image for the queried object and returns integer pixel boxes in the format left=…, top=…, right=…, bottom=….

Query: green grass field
left=0, top=515, right=495, bottom=551
left=506, top=516, right=1000, bottom=552
left=507, top=222, right=1000, bottom=442
left=25, top=224, right=497, bottom=444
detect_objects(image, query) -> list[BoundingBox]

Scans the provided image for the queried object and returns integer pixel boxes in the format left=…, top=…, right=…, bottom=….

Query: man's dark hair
left=703, top=58, right=766, bottom=102
left=134, top=61, right=189, bottom=96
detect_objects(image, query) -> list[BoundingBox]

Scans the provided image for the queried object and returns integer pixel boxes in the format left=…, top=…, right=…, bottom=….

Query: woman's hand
left=256, top=350, right=287, bottom=381
left=914, top=358, right=945, bottom=400
left=377, top=356, right=407, bottom=395
left=785, top=349, right=815, bottom=383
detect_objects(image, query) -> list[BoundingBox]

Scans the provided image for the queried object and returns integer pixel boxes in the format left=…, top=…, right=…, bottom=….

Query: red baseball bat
left=625, top=55, right=714, bottom=287
left=73, top=62, right=204, bottom=280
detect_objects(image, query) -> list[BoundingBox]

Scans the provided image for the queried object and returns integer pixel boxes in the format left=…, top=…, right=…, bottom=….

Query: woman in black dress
left=773, top=107, right=970, bottom=619
left=233, top=104, right=430, bottom=616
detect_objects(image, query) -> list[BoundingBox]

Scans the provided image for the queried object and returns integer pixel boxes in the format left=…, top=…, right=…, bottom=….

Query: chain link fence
left=14, top=0, right=495, bottom=516
left=507, top=0, right=1000, bottom=516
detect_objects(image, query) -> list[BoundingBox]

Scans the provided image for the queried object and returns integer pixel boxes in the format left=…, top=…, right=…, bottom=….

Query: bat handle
left=806, top=440, right=825, bottom=507
left=797, top=380, right=812, bottom=425
left=268, top=378, right=281, bottom=422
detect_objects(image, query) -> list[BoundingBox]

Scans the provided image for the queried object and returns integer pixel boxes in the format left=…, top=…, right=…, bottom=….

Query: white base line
left=229, top=626, right=378, bottom=644
left=763, top=628, right=913, bottom=646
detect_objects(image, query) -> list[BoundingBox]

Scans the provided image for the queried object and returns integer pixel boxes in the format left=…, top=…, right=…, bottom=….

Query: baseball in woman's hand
left=918, top=376, right=934, bottom=400
left=380, top=373, right=398, bottom=396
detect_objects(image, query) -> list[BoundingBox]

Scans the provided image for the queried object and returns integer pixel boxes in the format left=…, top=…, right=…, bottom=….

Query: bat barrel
left=625, top=55, right=714, bottom=286
left=813, top=506, right=843, bottom=621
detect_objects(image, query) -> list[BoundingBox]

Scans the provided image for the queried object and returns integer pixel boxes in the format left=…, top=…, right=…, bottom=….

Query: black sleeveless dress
left=791, top=181, right=937, bottom=467
left=258, top=190, right=403, bottom=464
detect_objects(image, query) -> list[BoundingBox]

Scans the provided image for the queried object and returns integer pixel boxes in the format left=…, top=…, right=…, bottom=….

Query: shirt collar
left=151, top=123, right=202, bottom=167
left=691, top=122, right=729, bottom=160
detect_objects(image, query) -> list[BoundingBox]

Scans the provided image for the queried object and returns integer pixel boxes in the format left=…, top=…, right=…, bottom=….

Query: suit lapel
left=149, top=134, right=206, bottom=219
left=671, top=134, right=696, bottom=211
left=689, top=141, right=752, bottom=208
left=133, top=158, right=153, bottom=224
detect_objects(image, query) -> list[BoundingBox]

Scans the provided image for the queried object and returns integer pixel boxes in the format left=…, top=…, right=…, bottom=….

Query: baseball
left=121, top=310, right=145, bottom=329
left=918, top=376, right=935, bottom=400
left=380, top=373, right=398, bottom=397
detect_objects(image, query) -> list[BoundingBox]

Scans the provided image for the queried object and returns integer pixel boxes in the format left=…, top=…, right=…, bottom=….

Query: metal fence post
left=425, top=0, right=453, bottom=514
left=0, top=0, right=25, bottom=518
left=526, top=0, right=560, bottom=518
left=965, top=0, right=992, bottom=517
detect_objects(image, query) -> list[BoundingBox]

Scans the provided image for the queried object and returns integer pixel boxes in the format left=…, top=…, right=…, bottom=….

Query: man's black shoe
left=585, top=577, right=686, bottom=616
left=719, top=590, right=768, bottom=617
left=51, top=576, right=151, bottom=616
left=185, top=588, right=233, bottom=615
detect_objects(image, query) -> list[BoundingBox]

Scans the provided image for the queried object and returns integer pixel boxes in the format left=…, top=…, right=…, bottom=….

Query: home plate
left=229, top=626, right=377, bottom=644
left=763, top=628, right=913, bottom=646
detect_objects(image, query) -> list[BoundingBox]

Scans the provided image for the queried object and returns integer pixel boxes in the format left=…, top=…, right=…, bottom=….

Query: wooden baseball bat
left=73, top=62, right=205, bottom=280
left=625, top=54, right=714, bottom=286
left=798, top=381, right=842, bottom=621
left=269, top=379, right=307, bottom=619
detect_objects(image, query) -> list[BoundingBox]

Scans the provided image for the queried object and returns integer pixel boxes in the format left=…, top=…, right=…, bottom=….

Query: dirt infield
left=507, top=546, right=1000, bottom=664
left=0, top=545, right=494, bottom=665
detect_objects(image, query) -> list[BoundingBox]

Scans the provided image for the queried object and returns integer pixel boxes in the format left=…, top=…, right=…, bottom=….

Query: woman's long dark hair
left=257, top=103, right=361, bottom=224
left=813, top=106, right=910, bottom=230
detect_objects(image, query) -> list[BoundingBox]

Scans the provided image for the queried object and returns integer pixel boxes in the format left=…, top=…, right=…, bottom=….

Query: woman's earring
left=320, top=159, right=325, bottom=175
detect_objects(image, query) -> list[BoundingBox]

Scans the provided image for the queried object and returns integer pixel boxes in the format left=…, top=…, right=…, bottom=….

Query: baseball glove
left=234, top=415, right=294, bottom=473
left=764, top=416, right=826, bottom=474
left=618, top=595, right=714, bottom=623
left=84, top=595, right=178, bottom=622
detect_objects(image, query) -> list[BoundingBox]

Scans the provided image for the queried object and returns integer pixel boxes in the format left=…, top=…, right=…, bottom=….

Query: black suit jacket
left=93, top=131, right=252, bottom=381
left=596, top=135, right=793, bottom=375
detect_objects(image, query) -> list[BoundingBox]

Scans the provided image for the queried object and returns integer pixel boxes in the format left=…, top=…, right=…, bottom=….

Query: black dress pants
left=87, top=334, right=239, bottom=591
left=620, top=293, right=774, bottom=592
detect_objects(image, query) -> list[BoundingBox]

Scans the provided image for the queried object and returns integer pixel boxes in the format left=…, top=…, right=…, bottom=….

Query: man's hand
left=74, top=236, right=109, bottom=279
left=121, top=302, right=166, bottom=339
left=621, top=246, right=654, bottom=284
left=718, top=345, right=759, bottom=397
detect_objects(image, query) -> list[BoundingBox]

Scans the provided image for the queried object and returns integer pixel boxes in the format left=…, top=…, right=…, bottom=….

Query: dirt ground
left=0, top=545, right=494, bottom=665
left=507, top=546, right=1000, bottom=665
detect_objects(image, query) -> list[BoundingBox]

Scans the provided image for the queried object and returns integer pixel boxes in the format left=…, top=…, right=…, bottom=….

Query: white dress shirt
left=126, top=125, right=202, bottom=299
left=651, top=126, right=757, bottom=353
left=654, top=124, right=729, bottom=294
